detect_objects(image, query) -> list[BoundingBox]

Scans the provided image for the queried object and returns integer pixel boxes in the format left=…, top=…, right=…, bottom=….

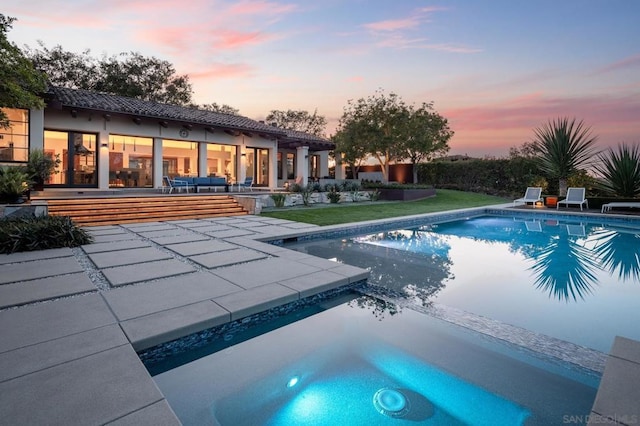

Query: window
left=0, top=108, right=29, bottom=162
left=108, top=135, right=153, bottom=188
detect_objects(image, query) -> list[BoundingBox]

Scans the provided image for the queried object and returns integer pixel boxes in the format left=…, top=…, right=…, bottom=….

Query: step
left=43, top=194, right=248, bottom=226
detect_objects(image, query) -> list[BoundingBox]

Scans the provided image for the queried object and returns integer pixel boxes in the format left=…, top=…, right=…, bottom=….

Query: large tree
left=26, top=44, right=194, bottom=105
left=331, top=120, right=369, bottom=179
left=337, top=90, right=409, bottom=182
left=265, top=109, right=327, bottom=137
left=400, top=102, right=453, bottom=183
left=196, top=102, right=240, bottom=115
left=531, top=117, right=599, bottom=196
left=0, top=15, right=47, bottom=128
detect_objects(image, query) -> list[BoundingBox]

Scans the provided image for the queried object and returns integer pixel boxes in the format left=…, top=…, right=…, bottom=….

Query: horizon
left=4, top=1, right=640, bottom=158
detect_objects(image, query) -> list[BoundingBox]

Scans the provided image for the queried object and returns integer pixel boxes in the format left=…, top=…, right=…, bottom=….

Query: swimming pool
left=151, top=210, right=638, bottom=425
left=153, top=293, right=598, bottom=425
left=284, top=214, right=640, bottom=353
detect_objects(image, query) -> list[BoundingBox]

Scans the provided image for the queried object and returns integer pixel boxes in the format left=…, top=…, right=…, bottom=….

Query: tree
left=332, top=121, right=369, bottom=179
left=593, top=143, right=640, bottom=197
left=400, top=102, right=453, bottom=183
left=265, top=109, right=327, bottom=137
left=26, top=44, right=194, bottom=105
left=196, top=103, right=240, bottom=115
left=531, top=117, right=599, bottom=196
left=24, top=43, right=97, bottom=90
left=0, top=15, right=47, bottom=128
left=338, top=90, right=409, bottom=182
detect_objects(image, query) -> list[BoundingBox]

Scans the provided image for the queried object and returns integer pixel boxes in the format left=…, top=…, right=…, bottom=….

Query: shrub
left=327, top=188, right=341, bottom=203
left=593, top=143, right=640, bottom=197
left=369, top=189, right=381, bottom=201
left=0, top=215, right=93, bottom=254
left=26, top=148, right=60, bottom=188
left=300, top=185, right=314, bottom=206
left=0, top=166, right=30, bottom=203
left=270, top=193, right=286, bottom=208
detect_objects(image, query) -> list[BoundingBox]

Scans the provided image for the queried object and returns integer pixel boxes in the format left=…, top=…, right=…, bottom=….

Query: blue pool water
left=153, top=294, right=598, bottom=425
left=151, top=212, right=639, bottom=425
left=285, top=214, right=640, bottom=353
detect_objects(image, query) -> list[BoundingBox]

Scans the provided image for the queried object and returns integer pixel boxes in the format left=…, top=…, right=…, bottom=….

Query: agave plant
left=592, top=143, right=640, bottom=197
left=531, top=117, right=599, bottom=196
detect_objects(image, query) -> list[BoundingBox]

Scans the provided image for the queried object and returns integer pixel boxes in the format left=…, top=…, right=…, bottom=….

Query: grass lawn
left=260, top=189, right=510, bottom=226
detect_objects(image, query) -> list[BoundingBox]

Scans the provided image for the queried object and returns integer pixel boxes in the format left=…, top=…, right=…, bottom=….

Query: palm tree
left=531, top=117, right=599, bottom=196
left=592, top=143, right=640, bottom=197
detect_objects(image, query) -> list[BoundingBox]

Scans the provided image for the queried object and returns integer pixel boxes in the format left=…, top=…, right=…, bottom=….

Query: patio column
left=269, top=147, right=278, bottom=190
left=153, top=137, right=163, bottom=189
left=296, top=145, right=309, bottom=186
left=318, top=151, right=329, bottom=178
left=198, top=142, right=207, bottom=176
left=98, top=131, right=109, bottom=190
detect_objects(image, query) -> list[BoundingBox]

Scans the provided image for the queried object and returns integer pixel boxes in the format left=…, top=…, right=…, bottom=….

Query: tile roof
left=46, top=86, right=334, bottom=150
left=46, top=86, right=286, bottom=137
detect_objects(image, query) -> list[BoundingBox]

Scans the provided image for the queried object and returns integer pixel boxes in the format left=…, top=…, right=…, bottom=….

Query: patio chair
left=163, top=176, right=190, bottom=193
left=557, top=187, right=588, bottom=211
left=237, top=177, right=253, bottom=192
left=513, top=187, right=542, bottom=206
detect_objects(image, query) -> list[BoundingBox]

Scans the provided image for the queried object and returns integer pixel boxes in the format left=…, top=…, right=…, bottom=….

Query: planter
left=378, top=188, right=436, bottom=201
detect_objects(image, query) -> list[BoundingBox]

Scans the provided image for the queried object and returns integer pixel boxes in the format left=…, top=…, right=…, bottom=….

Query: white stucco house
left=0, top=86, right=334, bottom=192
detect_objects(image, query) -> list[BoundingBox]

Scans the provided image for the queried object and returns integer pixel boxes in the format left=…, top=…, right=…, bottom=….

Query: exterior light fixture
left=133, top=117, right=142, bottom=125
left=159, top=121, right=168, bottom=128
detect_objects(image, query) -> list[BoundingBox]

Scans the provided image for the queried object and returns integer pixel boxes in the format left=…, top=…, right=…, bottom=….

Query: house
left=0, top=86, right=334, bottom=191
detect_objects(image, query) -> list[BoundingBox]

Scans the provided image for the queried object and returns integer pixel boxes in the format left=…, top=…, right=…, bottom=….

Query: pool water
left=285, top=215, right=640, bottom=353
left=153, top=294, right=598, bottom=425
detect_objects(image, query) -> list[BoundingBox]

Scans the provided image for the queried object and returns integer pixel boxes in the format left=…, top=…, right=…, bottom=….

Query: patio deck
left=0, top=205, right=638, bottom=424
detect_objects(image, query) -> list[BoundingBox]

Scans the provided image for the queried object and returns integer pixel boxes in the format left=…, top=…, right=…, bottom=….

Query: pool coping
left=1, top=204, right=638, bottom=424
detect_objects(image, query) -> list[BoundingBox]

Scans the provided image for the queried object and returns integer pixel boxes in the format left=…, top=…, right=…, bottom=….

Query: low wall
left=379, top=188, right=436, bottom=201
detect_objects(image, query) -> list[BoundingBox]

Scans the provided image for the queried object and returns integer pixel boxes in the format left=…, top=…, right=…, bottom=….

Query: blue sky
left=5, top=0, right=640, bottom=157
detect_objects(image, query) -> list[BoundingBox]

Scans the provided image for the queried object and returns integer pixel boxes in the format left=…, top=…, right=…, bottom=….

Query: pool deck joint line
left=0, top=206, right=639, bottom=424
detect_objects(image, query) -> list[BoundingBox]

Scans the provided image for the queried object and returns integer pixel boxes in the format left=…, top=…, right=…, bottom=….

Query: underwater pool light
left=286, top=376, right=300, bottom=388
left=373, top=388, right=410, bottom=418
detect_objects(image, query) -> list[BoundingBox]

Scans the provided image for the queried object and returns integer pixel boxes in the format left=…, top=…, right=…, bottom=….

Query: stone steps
left=45, top=194, right=248, bottom=226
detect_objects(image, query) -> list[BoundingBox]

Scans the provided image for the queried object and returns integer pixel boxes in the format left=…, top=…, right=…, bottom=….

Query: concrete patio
left=1, top=208, right=639, bottom=425
left=0, top=215, right=368, bottom=425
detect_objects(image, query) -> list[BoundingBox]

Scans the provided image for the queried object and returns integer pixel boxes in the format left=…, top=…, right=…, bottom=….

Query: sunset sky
left=5, top=1, right=640, bottom=157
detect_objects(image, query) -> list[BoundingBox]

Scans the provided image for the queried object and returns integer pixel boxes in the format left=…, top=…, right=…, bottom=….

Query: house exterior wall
left=40, top=108, right=279, bottom=190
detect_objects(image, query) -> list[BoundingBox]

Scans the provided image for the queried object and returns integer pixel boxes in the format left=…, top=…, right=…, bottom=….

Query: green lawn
left=260, top=189, right=510, bottom=226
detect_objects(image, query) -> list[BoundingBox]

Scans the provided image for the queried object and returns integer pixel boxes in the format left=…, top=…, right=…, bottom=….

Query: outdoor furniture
left=601, top=202, right=640, bottom=213
left=557, top=187, right=588, bottom=211
left=235, top=177, right=254, bottom=192
left=192, top=177, right=228, bottom=192
left=513, top=187, right=542, bottom=206
left=163, top=176, right=191, bottom=193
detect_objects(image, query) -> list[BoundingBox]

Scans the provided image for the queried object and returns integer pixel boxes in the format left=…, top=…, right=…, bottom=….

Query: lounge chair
left=601, top=202, right=640, bottom=213
left=557, top=187, right=588, bottom=211
left=513, top=187, right=542, bottom=206
left=236, top=177, right=253, bottom=192
left=163, top=176, right=191, bottom=193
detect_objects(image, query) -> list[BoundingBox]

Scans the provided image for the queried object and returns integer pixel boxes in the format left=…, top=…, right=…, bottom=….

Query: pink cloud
left=443, top=93, right=640, bottom=156
left=188, top=62, right=254, bottom=80
left=594, top=54, right=640, bottom=75
left=227, top=0, right=298, bottom=16
left=363, top=17, right=422, bottom=32
left=347, top=76, right=364, bottom=83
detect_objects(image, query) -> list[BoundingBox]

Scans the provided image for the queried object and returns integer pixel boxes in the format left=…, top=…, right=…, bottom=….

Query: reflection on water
left=288, top=216, right=640, bottom=305
left=285, top=215, right=640, bottom=352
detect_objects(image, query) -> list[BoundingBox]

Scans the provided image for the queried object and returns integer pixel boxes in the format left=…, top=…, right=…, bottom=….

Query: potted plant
left=0, top=166, right=30, bottom=203
left=26, top=149, right=60, bottom=191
